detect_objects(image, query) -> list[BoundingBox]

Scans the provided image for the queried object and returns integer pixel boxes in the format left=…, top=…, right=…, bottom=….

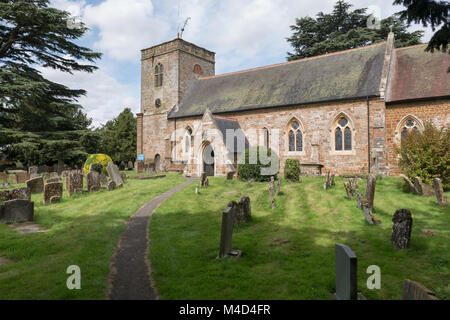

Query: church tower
left=136, top=38, right=215, bottom=170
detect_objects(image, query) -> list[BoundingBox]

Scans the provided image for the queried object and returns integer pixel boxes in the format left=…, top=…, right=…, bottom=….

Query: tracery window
left=288, top=119, right=303, bottom=152
left=400, top=118, right=420, bottom=140
left=335, top=116, right=352, bottom=151
left=155, top=63, right=163, bottom=87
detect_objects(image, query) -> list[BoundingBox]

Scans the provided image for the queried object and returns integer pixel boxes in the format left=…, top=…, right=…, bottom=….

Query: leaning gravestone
left=235, top=197, right=251, bottom=225
left=335, top=244, right=357, bottom=300
left=366, top=174, right=376, bottom=211
left=26, top=177, right=44, bottom=194
left=392, top=209, right=413, bottom=250
left=344, top=182, right=352, bottom=199
left=0, top=200, right=34, bottom=224
left=400, top=174, right=416, bottom=193
left=106, top=162, right=124, bottom=187
left=218, top=201, right=241, bottom=259
left=87, top=171, right=101, bottom=192
left=413, top=177, right=424, bottom=196
left=403, top=279, right=439, bottom=300
left=433, top=178, right=447, bottom=206
left=67, top=173, right=83, bottom=196
left=44, top=182, right=63, bottom=204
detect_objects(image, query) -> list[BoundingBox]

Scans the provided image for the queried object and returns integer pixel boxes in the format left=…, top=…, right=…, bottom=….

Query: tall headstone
left=400, top=174, right=415, bottom=193
left=392, top=209, right=413, bottom=250
left=276, top=177, right=281, bottom=197
left=0, top=199, right=34, bottom=224
left=16, top=171, right=29, bottom=184
left=344, top=182, right=352, bottom=199
left=433, top=178, right=447, bottom=206
left=137, top=161, right=144, bottom=173
left=43, top=182, right=63, bottom=204
left=127, top=161, right=133, bottom=170
left=201, top=173, right=209, bottom=187
left=403, top=279, right=439, bottom=300
left=335, top=244, right=357, bottom=300
left=106, top=162, right=124, bottom=187
left=235, top=197, right=251, bottom=225
left=26, top=177, right=44, bottom=194
left=218, top=202, right=237, bottom=258
left=413, top=177, right=424, bottom=196
left=269, top=177, right=275, bottom=209
left=67, top=173, right=84, bottom=196
left=86, top=171, right=101, bottom=192
left=366, top=174, right=376, bottom=211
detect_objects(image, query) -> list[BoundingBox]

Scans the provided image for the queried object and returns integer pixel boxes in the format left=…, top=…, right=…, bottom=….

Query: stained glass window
left=335, top=128, right=343, bottom=151
left=288, top=120, right=303, bottom=152
left=400, top=118, right=421, bottom=140
left=338, top=117, right=348, bottom=127
left=296, top=131, right=303, bottom=151
left=289, top=130, right=295, bottom=151
left=344, top=127, right=352, bottom=150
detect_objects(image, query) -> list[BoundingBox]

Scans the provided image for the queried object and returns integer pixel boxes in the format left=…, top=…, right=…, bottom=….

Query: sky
left=43, top=0, right=435, bottom=127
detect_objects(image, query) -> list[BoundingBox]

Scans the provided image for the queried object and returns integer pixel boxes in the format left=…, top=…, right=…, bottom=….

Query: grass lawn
left=0, top=172, right=186, bottom=299
left=149, top=176, right=450, bottom=300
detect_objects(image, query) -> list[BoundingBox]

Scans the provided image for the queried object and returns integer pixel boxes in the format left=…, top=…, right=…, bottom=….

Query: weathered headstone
left=107, top=180, right=116, bottom=191
left=330, top=174, right=335, bottom=187
left=8, top=174, right=18, bottom=184
left=324, top=171, right=330, bottom=190
left=269, top=177, right=275, bottom=209
left=433, top=178, right=447, bottom=206
left=44, top=182, right=63, bottom=204
left=49, top=172, right=59, bottom=179
left=127, top=161, right=133, bottom=170
left=349, top=178, right=358, bottom=194
left=218, top=202, right=240, bottom=258
left=392, top=209, right=413, bottom=250
left=137, top=161, right=144, bottom=173
left=99, top=174, right=108, bottom=186
left=67, top=173, right=84, bottom=196
left=0, top=200, right=34, bottom=224
left=0, top=172, right=7, bottom=182
left=87, top=171, right=101, bottom=192
left=119, top=161, right=126, bottom=171
left=356, top=192, right=363, bottom=209
left=413, top=177, right=424, bottom=196
left=26, top=177, right=44, bottom=194
left=201, top=173, right=209, bottom=187
left=16, top=171, right=29, bottom=184
left=235, top=197, right=251, bottom=225
left=29, top=173, right=40, bottom=179
left=366, top=174, right=376, bottom=211
left=120, top=173, right=127, bottom=182
left=361, top=201, right=375, bottom=225
left=28, top=166, right=38, bottom=176
left=226, top=171, right=235, bottom=180
left=400, top=174, right=415, bottom=193
left=344, top=182, right=352, bottom=199
left=335, top=244, right=357, bottom=300
left=402, top=279, right=439, bottom=300
left=106, top=162, right=124, bottom=187
left=276, top=177, right=281, bottom=197
left=10, top=188, right=31, bottom=201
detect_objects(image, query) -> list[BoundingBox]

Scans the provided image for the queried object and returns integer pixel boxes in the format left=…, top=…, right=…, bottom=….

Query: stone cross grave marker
left=335, top=244, right=358, bottom=300
left=218, top=202, right=238, bottom=259
left=402, top=279, right=438, bottom=300
left=392, top=209, right=413, bottom=250
left=433, top=178, right=447, bottom=206
left=0, top=199, right=34, bottom=224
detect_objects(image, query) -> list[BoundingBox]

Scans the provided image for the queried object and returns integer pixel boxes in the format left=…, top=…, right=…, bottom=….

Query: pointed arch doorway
left=202, top=143, right=215, bottom=177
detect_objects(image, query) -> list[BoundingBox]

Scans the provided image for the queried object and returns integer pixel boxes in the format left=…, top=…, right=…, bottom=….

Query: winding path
left=108, top=178, right=197, bottom=300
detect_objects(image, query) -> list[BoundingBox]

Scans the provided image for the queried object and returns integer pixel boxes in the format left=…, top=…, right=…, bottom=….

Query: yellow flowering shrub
left=83, top=154, right=113, bottom=176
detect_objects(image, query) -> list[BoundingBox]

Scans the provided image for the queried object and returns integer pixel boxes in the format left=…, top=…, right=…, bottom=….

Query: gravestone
left=10, top=188, right=31, bottom=201
left=324, top=172, right=330, bottom=190
left=335, top=244, right=357, bottom=300
left=276, top=177, right=281, bottom=197
left=136, top=161, right=144, bottom=173
left=235, top=197, right=251, bottom=225
left=119, top=161, right=126, bottom=171
left=413, top=177, right=424, bottom=196
left=392, top=209, right=413, bottom=250
left=344, top=182, right=352, bottom=199
left=99, top=174, right=108, bottom=186
left=120, top=173, right=127, bottom=182
left=402, top=279, right=439, bottom=300
left=330, top=174, right=335, bottom=186
left=67, top=173, right=83, bottom=196
left=107, top=180, right=116, bottom=191
left=0, top=200, right=34, bottom=224
left=50, top=196, right=61, bottom=203
left=26, top=177, right=44, bottom=194
left=0, top=190, right=9, bottom=201
left=106, top=162, right=124, bottom=187
left=361, top=201, right=375, bottom=225
left=226, top=171, right=235, bottom=180
left=356, top=192, right=363, bottom=209
left=0, top=172, right=7, bottom=182
left=45, top=177, right=59, bottom=184
left=8, top=174, right=18, bottom=184
left=400, top=174, right=416, bottom=193
left=16, top=171, right=29, bottom=184
left=269, top=177, right=275, bottom=209
left=28, top=166, right=38, bottom=176
left=433, top=178, right=447, bottom=206
left=127, top=161, right=133, bottom=170
left=218, top=202, right=240, bottom=258
left=87, top=171, right=101, bottom=192
left=30, top=173, right=40, bottom=179
left=349, top=178, right=358, bottom=194
left=49, top=172, right=59, bottom=179
left=201, top=173, right=209, bottom=187
left=366, top=174, right=376, bottom=211
left=44, top=182, right=63, bottom=204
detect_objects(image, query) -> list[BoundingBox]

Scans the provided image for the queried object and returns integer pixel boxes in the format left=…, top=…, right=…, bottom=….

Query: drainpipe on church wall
left=367, top=96, right=371, bottom=174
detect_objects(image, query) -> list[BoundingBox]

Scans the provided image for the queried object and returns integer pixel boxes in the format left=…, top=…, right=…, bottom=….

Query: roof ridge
left=199, top=41, right=387, bottom=81
left=394, top=43, right=429, bottom=51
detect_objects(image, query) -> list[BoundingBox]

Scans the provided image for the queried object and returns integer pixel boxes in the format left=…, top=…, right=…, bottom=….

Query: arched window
left=288, top=119, right=303, bottom=152
left=185, top=128, right=193, bottom=153
left=155, top=63, right=163, bottom=87
left=334, top=115, right=352, bottom=151
left=400, top=118, right=420, bottom=140
left=263, top=128, right=269, bottom=148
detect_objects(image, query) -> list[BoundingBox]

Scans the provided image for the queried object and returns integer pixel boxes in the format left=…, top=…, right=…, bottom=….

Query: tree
left=97, top=108, right=137, bottom=165
left=0, top=0, right=101, bottom=166
left=287, top=0, right=424, bottom=60
left=394, top=0, right=449, bottom=70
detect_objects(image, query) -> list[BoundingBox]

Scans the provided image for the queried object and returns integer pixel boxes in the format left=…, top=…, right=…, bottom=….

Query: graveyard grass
left=0, top=172, right=186, bottom=299
left=149, top=177, right=450, bottom=300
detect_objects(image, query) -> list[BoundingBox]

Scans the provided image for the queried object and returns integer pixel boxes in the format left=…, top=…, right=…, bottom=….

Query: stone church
left=136, top=32, right=449, bottom=177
